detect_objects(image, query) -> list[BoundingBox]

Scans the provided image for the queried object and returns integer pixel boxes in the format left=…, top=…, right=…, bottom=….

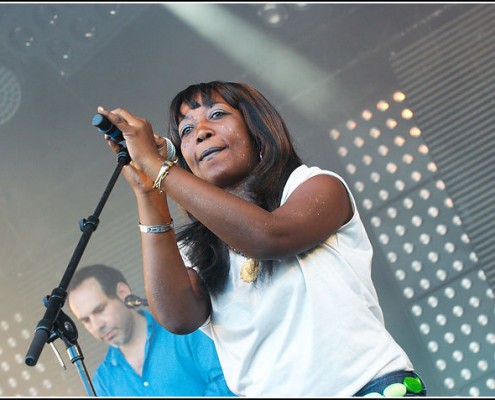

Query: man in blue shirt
left=67, top=264, right=235, bottom=397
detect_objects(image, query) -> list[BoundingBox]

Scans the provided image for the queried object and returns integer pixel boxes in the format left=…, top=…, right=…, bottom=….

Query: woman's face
left=178, top=93, right=259, bottom=189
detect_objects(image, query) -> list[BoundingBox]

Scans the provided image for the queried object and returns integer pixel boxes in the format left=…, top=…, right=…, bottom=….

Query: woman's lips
left=200, top=146, right=224, bottom=161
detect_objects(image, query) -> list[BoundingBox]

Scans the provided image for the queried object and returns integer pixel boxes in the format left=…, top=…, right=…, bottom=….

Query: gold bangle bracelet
left=153, top=158, right=178, bottom=194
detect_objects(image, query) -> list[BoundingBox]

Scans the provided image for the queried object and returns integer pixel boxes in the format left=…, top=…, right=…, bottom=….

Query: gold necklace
left=229, top=247, right=260, bottom=283
left=240, top=258, right=260, bottom=283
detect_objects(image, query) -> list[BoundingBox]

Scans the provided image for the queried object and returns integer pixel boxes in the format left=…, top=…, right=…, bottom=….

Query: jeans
left=354, top=370, right=427, bottom=397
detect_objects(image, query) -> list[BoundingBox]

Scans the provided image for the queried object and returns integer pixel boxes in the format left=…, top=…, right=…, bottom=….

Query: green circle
left=403, top=376, right=423, bottom=393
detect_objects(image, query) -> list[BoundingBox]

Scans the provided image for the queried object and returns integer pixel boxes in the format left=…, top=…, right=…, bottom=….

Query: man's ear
left=116, top=282, right=132, bottom=302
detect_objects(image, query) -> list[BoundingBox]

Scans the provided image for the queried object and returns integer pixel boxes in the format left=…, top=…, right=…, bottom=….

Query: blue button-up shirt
left=91, top=310, right=235, bottom=396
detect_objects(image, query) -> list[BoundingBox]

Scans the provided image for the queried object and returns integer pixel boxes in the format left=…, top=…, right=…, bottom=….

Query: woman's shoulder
left=282, top=164, right=347, bottom=199
left=290, top=164, right=344, bottom=181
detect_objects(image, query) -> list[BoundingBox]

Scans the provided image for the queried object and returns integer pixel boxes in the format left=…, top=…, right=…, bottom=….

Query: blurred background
left=1, top=2, right=495, bottom=396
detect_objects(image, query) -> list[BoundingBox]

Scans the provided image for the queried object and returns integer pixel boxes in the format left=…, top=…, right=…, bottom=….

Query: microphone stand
left=25, top=148, right=131, bottom=396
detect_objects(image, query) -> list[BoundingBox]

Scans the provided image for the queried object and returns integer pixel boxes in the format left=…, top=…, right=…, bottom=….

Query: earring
left=259, top=151, right=263, bottom=161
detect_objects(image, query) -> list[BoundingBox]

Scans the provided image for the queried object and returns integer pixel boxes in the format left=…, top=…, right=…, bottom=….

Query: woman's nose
left=196, top=122, right=214, bottom=142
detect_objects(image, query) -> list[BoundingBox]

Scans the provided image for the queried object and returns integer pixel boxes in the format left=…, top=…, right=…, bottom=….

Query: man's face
left=68, top=277, right=135, bottom=347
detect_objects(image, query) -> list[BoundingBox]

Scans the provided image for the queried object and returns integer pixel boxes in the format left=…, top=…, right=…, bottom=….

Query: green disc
left=403, top=376, right=423, bottom=393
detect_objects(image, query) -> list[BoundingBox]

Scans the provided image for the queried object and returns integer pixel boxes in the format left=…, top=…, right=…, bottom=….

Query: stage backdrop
left=0, top=3, right=494, bottom=397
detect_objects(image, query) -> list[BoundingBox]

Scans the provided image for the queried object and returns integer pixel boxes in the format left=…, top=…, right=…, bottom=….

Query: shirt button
left=143, top=381, right=149, bottom=387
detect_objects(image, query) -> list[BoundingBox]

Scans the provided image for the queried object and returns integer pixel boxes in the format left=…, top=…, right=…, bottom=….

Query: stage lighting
left=329, top=89, right=495, bottom=396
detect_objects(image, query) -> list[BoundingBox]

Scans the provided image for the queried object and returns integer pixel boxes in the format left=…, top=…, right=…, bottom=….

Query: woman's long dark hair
left=168, top=81, right=302, bottom=295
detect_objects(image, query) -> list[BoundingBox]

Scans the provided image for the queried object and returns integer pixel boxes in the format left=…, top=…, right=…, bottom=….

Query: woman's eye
left=180, top=126, right=193, bottom=137
left=211, top=110, right=226, bottom=119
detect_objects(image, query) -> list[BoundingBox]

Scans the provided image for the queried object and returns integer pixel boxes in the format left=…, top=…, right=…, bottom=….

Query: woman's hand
left=96, top=106, right=169, bottom=194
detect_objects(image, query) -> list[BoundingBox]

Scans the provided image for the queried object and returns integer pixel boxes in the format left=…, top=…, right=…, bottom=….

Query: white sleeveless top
left=187, top=165, right=413, bottom=396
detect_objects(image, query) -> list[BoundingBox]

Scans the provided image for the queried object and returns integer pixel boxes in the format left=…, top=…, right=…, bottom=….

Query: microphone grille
left=92, top=113, right=111, bottom=132
left=164, top=137, right=177, bottom=161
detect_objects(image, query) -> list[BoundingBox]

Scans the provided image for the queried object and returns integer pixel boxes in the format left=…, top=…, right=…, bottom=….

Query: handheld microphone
left=91, top=113, right=177, bottom=161
left=92, top=113, right=125, bottom=146
left=124, top=294, right=148, bottom=308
